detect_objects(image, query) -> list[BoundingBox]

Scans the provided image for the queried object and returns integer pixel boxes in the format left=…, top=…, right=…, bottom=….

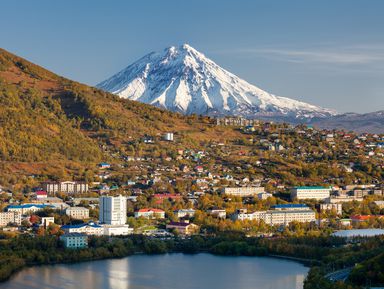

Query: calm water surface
left=1, top=253, right=308, bottom=289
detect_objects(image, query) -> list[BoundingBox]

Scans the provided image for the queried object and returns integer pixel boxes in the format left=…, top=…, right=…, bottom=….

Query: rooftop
left=272, top=204, right=309, bottom=209
left=294, top=186, right=330, bottom=190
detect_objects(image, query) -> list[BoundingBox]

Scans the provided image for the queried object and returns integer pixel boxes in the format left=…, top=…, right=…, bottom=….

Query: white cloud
left=216, top=44, right=384, bottom=65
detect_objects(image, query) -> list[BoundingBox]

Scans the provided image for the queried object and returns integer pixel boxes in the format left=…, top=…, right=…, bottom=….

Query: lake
left=1, top=253, right=309, bottom=289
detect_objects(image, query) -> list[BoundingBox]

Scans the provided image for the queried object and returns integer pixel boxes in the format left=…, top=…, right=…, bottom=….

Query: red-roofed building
left=153, top=193, right=182, bottom=204
left=134, top=208, right=165, bottom=219
left=35, top=190, right=48, bottom=199
left=351, top=215, right=384, bottom=224
left=166, top=221, right=199, bottom=235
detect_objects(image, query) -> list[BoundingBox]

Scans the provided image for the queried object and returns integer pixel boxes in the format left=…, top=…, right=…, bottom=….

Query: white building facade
left=66, top=207, right=90, bottom=220
left=0, top=212, right=21, bottom=227
left=233, top=208, right=316, bottom=226
left=60, top=233, right=88, bottom=248
left=99, top=195, right=127, bottom=225
left=42, top=181, right=88, bottom=194
left=290, top=186, right=331, bottom=200
left=223, top=187, right=265, bottom=197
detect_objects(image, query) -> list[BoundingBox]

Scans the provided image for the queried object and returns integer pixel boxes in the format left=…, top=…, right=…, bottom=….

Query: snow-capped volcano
left=97, top=44, right=336, bottom=120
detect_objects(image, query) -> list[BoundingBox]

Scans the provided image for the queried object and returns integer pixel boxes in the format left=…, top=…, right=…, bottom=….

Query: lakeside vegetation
left=0, top=231, right=383, bottom=288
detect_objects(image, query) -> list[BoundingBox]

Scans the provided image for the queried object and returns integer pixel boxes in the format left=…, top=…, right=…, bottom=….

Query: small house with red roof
left=166, top=221, right=199, bottom=235
left=35, top=190, right=48, bottom=199
left=134, top=208, right=165, bottom=219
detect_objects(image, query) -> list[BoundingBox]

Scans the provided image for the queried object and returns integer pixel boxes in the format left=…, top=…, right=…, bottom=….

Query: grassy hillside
left=0, top=48, right=240, bottom=187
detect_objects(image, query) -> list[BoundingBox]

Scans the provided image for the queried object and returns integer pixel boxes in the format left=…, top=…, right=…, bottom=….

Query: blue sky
left=1, top=0, right=384, bottom=113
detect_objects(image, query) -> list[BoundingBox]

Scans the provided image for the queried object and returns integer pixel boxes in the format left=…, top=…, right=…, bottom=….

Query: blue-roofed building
left=61, top=222, right=103, bottom=235
left=98, top=162, right=111, bottom=169
left=291, top=186, right=331, bottom=200
left=272, top=204, right=309, bottom=211
left=7, top=204, right=54, bottom=215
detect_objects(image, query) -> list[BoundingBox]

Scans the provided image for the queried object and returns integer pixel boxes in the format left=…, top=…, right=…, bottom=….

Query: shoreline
left=2, top=250, right=312, bottom=283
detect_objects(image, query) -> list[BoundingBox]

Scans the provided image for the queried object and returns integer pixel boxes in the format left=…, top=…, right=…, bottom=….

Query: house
left=34, top=190, right=48, bottom=199
left=174, top=209, right=195, bottom=219
left=60, top=233, right=88, bottom=249
left=98, top=162, right=111, bottom=169
left=194, top=166, right=204, bottom=173
left=207, top=208, right=226, bottom=219
left=61, top=222, right=104, bottom=235
left=134, top=208, right=165, bottom=219
left=41, top=217, right=55, bottom=228
left=350, top=215, right=384, bottom=224
left=166, top=221, right=199, bottom=235
left=257, top=192, right=273, bottom=200
left=163, top=133, right=174, bottom=141
left=153, top=193, right=182, bottom=204
left=65, top=207, right=90, bottom=220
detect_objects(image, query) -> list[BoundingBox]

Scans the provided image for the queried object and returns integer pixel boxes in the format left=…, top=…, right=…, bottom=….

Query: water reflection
left=1, top=254, right=309, bottom=289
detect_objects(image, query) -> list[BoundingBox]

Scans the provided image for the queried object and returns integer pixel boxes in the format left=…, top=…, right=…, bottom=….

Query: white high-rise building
left=99, top=195, right=127, bottom=225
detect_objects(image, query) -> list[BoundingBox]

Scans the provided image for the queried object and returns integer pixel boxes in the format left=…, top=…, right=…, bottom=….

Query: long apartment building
left=65, top=207, right=90, bottom=220
left=233, top=206, right=316, bottom=226
left=42, top=181, right=88, bottom=194
left=223, top=186, right=265, bottom=197
left=290, top=186, right=331, bottom=200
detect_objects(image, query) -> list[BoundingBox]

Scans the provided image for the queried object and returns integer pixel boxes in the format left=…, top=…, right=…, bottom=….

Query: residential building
left=166, top=221, right=199, bottom=235
left=66, top=207, right=90, bottom=220
left=264, top=210, right=316, bottom=226
left=257, top=192, right=273, bottom=200
left=232, top=208, right=316, bottom=226
left=374, top=201, right=384, bottom=209
left=41, top=217, right=55, bottom=228
left=98, top=162, right=111, bottom=169
left=163, top=133, right=174, bottom=141
left=207, top=208, right=226, bottom=219
left=35, top=190, right=48, bottom=199
left=174, top=209, right=195, bottom=219
left=99, top=195, right=127, bottom=225
left=7, top=204, right=53, bottom=215
left=153, top=193, right=182, bottom=204
left=42, top=181, right=88, bottom=194
left=271, top=204, right=310, bottom=211
left=134, top=208, right=165, bottom=219
left=319, top=203, right=343, bottom=215
left=102, top=224, right=133, bottom=236
left=325, top=196, right=364, bottom=203
left=61, top=222, right=104, bottom=235
left=60, top=233, right=88, bottom=249
left=232, top=209, right=266, bottom=221
left=290, top=186, right=331, bottom=200
left=0, top=211, right=21, bottom=227
left=223, top=186, right=265, bottom=197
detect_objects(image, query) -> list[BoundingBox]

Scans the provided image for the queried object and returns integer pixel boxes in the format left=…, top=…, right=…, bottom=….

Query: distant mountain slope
left=97, top=44, right=336, bottom=121
left=311, top=111, right=384, bottom=133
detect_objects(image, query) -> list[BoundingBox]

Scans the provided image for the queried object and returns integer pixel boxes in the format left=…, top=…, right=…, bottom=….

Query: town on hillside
left=0, top=118, right=383, bottom=248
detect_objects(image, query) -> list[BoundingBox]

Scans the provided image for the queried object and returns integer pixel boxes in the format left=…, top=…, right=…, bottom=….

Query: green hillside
left=0, top=48, right=239, bottom=188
